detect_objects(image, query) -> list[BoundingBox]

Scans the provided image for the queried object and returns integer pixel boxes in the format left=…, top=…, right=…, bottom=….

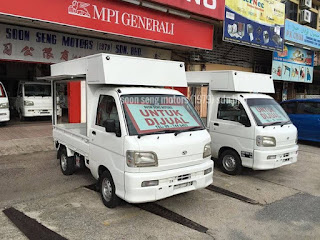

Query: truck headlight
left=126, top=151, right=158, bottom=167
left=24, top=100, right=34, bottom=106
left=0, top=102, right=9, bottom=109
left=256, top=136, right=276, bottom=147
left=203, top=143, right=211, bottom=158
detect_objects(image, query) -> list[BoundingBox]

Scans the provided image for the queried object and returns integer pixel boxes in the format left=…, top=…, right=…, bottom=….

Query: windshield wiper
left=281, top=120, right=292, bottom=127
left=262, top=121, right=283, bottom=128
left=137, top=130, right=174, bottom=139
left=174, top=126, right=204, bottom=136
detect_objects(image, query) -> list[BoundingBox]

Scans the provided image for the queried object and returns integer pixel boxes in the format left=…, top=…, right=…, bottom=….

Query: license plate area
left=174, top=181, right=193, bottom=190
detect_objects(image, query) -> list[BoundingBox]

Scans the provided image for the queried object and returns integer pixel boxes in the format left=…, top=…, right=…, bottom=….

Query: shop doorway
left=0, top=61, right=51, bottom=125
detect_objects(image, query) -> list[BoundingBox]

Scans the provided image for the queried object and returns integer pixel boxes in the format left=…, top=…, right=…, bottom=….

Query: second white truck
left=187, top=71, right=298, bottom=175
left=15, top=81, right=52, bottom=121
left=43, top=54, right=213, bottom=208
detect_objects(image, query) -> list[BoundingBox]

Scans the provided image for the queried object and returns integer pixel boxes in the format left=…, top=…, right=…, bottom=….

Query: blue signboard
left=223, top=0, right=285, bottom=51
left=285, top=19, right=320, bottom=49
left=272, top=45, right=314, bottom=83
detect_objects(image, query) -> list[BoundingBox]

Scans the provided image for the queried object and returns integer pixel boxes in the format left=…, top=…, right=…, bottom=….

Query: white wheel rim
left=222, top=155, right=237, bottom=172
left=102, top=178, right=112, bottom=202
left=61, top=154, right=67, bottom=171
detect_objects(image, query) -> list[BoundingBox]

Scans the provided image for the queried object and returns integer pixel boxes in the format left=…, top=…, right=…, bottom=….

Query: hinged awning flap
left=37, top=74, right=86, bottom=82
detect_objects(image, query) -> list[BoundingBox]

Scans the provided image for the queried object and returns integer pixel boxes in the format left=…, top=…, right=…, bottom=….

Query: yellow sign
left=225, top=0, right=285, bottom=26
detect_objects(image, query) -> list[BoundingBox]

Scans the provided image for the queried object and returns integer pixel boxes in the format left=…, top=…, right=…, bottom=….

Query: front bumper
left=124, top=160, right=213, bottom=203
left=253, top=145, right=298, bottom=170
left=0, top=109, right=10, bottom=122
left=23, top=109, right=52, bottom=117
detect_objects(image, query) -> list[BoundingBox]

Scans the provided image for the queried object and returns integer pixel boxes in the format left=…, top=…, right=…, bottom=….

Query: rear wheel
left=219, top=150, right=242, bottom=175
left=100, top=171, right=119, bottom=208
left=59, top=148, right=75, bottom=175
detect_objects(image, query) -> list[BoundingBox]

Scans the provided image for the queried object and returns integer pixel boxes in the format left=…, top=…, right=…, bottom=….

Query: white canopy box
left=186, top=71, right=275, bottom=93
left=51, top=53, right=187, bottom=87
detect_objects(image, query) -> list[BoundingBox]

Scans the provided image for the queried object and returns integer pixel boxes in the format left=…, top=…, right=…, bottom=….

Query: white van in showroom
left=15, top=81, right=52, bottom=121
left=0, top=82, right=10, bottom=125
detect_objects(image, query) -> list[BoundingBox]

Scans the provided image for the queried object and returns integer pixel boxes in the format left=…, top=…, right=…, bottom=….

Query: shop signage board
left=285, top=19, right=320, bottom=50
left=0, top=24, right=172, bottom=64
left=0, top=0, right=213, bottom=50
left=272, top=45, right=314, bottom=83
left=148, top=0, right=225, bottom=20
left=223, top=0, right=285, bottom=51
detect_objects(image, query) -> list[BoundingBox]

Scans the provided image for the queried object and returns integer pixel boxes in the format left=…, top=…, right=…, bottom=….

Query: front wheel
left=219, top=150, right=242, bottom=175
left=100, top=171, right=119, bottom=208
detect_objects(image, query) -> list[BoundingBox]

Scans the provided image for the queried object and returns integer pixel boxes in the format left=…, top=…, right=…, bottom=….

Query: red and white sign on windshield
left=148, top=0, right=225, bottom=20
left=0, top=0, right=213, bottom=50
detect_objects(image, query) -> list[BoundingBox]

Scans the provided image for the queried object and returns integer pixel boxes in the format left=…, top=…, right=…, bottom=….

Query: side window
left=281, top=102, right=297, bottom=114
left=18, top=85, right=22, bottom=97
left=297, top=102, right=320, bottom=115
left=96, top=95, right=119, bottom=127
left=217, top=98, right=249, bottom=123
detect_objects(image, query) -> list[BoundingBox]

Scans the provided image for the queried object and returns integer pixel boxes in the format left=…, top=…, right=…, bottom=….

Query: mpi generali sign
left=0, top=0, right=213, bottom=50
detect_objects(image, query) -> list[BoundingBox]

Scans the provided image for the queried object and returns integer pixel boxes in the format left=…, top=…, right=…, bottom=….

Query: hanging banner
left=272, top=45, right=314, bottom=83
left=148, top=0, right=225, bottom=20
left=285, top=19, right=320, bottom=50
left=223, top=0, right=285, bottom=51
left=0, top=23, right=172, bottom=64
left=0, top=0, right=213, bottom=50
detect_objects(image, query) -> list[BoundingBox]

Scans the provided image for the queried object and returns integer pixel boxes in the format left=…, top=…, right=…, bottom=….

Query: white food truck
left=0, top=82, right=10, bottom=124
left=43, top=54, right=213, bottom=208
left=15, top=81, right=52, bottom=120
left=187, top=71, right=298, bottom=175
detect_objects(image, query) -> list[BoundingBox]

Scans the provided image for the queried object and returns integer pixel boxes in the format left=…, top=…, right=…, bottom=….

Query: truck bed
left=53, top=123, right=89, bottom=158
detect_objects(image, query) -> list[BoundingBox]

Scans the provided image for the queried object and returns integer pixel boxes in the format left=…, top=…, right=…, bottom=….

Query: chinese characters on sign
left=0, top=24, right=172, bottom=63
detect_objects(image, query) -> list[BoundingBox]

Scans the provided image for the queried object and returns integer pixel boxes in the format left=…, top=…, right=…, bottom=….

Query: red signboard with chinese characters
left=0, top=0, right=213, bottom=50
left=148, top=0, right=225, bottom=20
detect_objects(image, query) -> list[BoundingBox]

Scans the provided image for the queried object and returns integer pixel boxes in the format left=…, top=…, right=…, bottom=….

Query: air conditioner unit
left=300, top=0, right=312, bottom=9
left=300, top=9, right=311, bottom=24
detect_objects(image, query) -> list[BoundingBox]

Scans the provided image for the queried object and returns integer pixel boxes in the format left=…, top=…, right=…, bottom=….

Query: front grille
left=177, top=174, right=191, bottom=181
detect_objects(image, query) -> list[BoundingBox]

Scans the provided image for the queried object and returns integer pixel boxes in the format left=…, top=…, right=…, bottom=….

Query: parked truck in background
left=187, top=71, right=298, bottom=175
left=0, top=82, right=10, bottom=125
left=15, top=81, right=52, bottom=121
left=42, top=54, right=213, bottom=208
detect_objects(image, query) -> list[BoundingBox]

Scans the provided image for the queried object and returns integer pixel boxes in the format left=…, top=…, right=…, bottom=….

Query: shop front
left=0, top=0, right=220, bottom=124
left=272, top=19, right=320, bottom=101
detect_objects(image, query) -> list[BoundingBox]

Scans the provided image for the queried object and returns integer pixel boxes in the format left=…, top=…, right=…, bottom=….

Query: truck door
left=89, top=93, right=125, bottom=197
left=210, top=97, right=255, bottom=168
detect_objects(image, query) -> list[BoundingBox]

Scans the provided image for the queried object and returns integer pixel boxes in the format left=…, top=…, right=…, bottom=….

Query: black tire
left=100, top=171, right=119, bottom=208
left=219, top=150, right=242, bottom=175
left=59, top=148, right=75, bottom=175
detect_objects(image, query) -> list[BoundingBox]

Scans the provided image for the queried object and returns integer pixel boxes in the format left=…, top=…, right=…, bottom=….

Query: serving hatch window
left=121, top=94, right=204, bottom=135
left=247, top=98, right=290, bottom=126
left=24, top=84, right=51, bottom=97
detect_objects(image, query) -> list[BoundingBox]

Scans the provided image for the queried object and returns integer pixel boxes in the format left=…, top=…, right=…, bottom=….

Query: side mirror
left=239, top=116, right=251, bottom=127
left=104, top=119, right=121, bottom=137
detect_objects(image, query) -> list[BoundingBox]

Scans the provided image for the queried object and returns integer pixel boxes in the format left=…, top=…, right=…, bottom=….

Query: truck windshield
left=24, top=84, right=51, bottom=97
left=121, top=94, right=205, bottom=136
left=0, top=83, right=6, bottom=98
left=246, top=98, right=290, bottom=126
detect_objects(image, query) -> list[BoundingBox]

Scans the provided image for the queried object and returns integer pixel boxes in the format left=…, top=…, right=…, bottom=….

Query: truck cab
left=44, top=54, right=213, bottom=208
left=0, top=82, right=10, bottom=124
left=187, top=71, right=298, bottom=175
left=15, top=81, right=52, bottom=120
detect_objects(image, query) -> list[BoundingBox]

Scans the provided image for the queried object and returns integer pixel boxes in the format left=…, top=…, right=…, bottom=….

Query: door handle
left=92, top=131, right=96, bottom=135
left=214, top=123, right=219, bottom=126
